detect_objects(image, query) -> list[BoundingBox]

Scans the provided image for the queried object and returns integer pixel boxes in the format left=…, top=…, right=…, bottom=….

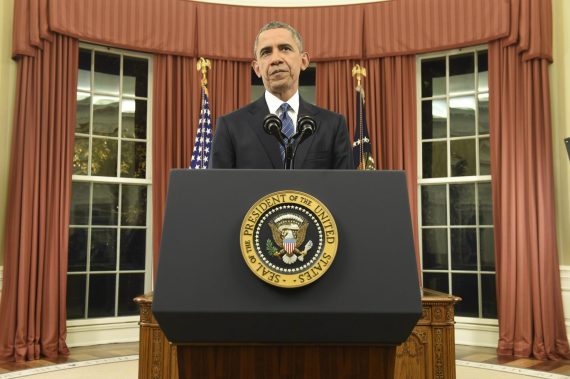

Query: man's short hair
left=253, top=21, right=304, bottom=58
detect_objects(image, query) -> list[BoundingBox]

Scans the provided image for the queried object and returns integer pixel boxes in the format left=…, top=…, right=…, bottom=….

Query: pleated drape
left=489, top=41, right=570, bottom=360
left=152, top=55, right=201, bottom=273
left=152, top=58, right=251, bottom=275
left=16, top=0, right=511, bottom=61
left=0, top=35, right=77, bottom=362
left=6, top=0, right=567, bottom=363
left=316, top=57, right=419, bottom=274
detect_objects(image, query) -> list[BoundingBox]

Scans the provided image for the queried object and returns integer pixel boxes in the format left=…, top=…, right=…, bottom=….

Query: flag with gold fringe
left=190, top=58, right=213, bottom=169
left=352, top=64, right=375, bottom=170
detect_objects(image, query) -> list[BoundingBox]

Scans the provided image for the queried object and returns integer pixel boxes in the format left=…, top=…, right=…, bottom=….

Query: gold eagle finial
left=197, top=57, right=211, bottom=88
left=351, top=64, right=366, bottom=101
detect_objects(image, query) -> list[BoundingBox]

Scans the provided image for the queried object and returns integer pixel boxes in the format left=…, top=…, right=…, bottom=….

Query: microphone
left=297, top=115, right=317, bottom=138
left=263, top=114, right=285, bottom=146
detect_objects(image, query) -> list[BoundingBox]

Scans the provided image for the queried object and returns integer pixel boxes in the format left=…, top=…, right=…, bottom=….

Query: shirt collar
left=265, top=90, right=300, bottom=115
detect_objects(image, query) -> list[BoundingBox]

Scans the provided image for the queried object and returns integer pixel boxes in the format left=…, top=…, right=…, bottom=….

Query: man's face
left=252, top=28, right=309, bottom=101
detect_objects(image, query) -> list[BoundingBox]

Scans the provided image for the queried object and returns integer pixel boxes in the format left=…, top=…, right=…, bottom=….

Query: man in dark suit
left=210, top=21, right=353, bottom=169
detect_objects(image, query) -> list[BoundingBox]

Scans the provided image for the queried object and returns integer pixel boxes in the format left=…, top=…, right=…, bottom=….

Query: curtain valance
left=13, top=0, right=548, bottom=62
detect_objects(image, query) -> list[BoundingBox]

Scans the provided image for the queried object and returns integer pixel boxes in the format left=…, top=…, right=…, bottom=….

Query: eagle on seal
left=268, top=215, right=313, bottom=265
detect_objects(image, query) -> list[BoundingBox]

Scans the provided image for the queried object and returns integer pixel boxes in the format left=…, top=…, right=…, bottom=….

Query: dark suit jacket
left=210, top=96, right=354, bottom=169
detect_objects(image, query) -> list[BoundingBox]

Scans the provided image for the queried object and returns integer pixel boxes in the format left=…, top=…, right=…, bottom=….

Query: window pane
left=452, top=274, right=478, bottom=317
left=121, top=141, right=146, bottom=179
left=76, top=93, right=91, bottom=133
left=121, top=185, right=147, bottom=226
left=118, top=273, right=145, bottom=316
left=478, top=93, right=489, bottom=134
left=451, top=228, right=477, bottom=270
left=123, top=57, right=148, bottom=98
left=90, top=228, right=117, bottom=271
left=122, top=99, right=147, bottom=139
left=422, top=100, right=447, bottom=139
left=479, top=137, right=491, bottom=175
left=478, top=51, right=488, bottom=92
left=422, top=229, right=448, bottom=269
left=92, top=183, right=118, bottom=225
left=73, top=136, right=89, bottom=175
left=423, top=272, right=449, bottom=293
left=422, top=141, right=447, bottom=178
left=450, top=139, right=476, bottom=176
left=93, top=96, right=119, bottom=137
left=88, top=274, right=116, bottom=318
left=480, top=228, right=495, bottom=271
left=450, top=96, right=476, bottom=137
left=421, top=57, right=446, bottom=98
left=450, top=183, right=475, bottom=225
left=478, top=182, right=493, bottom=225
left=67, top=274, right=86, bottom=319
left=120, top=229, right=146, bottom=270
left=70, top=182, right=90, bottom=225
left=91, top=138, right=118, bottom=177
left=449, top=53, right=474, bottom=95
left=68, top=227, right=88, bottom=272
left=78, top=49, right=91, bottom=92
left=481, top=274, right=497, bottom=318
left=421, top=185, right=447, bottom=226
left=94, top=52, right=120, bottom=94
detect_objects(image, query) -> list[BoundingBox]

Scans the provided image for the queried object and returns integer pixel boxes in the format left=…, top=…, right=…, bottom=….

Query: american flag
left=190, top=85, right=213, bottom=169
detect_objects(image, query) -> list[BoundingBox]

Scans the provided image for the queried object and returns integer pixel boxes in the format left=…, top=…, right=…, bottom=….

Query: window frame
left=416, top=45, right=498, bottom=325
left=67, top=42, right=154, bottom=329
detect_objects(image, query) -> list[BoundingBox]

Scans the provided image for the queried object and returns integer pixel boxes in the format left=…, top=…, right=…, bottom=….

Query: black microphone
left=297, top=115, right=318, bottom=138
left=263, top=114, right=286, bottom=146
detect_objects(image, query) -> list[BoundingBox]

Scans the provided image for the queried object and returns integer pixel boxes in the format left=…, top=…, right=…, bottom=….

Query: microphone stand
left=284, top=115, right=318, bottom=170
left=263, top=114, right=317, bottom=170
left=283, top=144, right=295, bottom=170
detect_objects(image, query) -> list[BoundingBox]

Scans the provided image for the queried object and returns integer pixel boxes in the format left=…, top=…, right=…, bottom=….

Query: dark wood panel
left=177, top=345, right=396, bottom=379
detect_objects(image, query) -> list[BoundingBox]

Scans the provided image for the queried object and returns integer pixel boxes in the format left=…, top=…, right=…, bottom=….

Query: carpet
left=0, top=357, right=568, bottom=378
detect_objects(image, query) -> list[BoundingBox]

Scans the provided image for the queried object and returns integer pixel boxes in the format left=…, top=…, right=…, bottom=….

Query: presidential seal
left=240, top=190, right=338, bottom=288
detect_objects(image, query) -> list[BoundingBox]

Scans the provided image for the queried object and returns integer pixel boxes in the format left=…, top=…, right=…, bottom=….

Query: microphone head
left=297, top=115, right=317, bottom=136
left=263, top=114, right=282, bottom=135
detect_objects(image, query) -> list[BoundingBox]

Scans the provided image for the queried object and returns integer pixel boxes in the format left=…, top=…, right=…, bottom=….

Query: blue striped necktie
left=279, top=103, right=294, bottom=161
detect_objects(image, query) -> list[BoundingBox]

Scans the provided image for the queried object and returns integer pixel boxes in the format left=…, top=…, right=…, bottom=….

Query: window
left=251, top=64, right=316, bottom=104
left=418, top=48, right=497, bottom=319
left=67, top=45, right=152, bottom=320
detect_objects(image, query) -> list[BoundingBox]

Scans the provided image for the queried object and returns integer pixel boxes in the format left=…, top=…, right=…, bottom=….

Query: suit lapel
left=248, top=96, right=283, bottom=169
left=293, top=98, right=320, bottom=169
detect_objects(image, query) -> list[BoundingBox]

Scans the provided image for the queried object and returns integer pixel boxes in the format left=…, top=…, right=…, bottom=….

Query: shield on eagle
left=283, top=237, right=296, bottom=254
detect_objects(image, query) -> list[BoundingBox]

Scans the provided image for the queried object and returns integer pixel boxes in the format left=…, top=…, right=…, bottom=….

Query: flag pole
left=190, top=58, right=213, bottom=169
left=351, top=64, right=375, bottom=170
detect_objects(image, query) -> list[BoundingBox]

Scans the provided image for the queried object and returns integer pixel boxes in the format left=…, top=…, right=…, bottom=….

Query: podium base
left=176, top=344, right=396, bottom=379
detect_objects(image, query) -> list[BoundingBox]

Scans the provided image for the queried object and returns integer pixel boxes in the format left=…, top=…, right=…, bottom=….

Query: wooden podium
left=135, top=288, right=460, bottom=378
left=149, top=170, right=429, bottom=378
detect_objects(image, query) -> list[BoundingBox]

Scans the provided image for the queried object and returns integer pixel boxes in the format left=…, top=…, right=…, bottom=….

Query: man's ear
left=300, top=52, right=310, bottom=71
left=252, top=60, right=261, bottom=77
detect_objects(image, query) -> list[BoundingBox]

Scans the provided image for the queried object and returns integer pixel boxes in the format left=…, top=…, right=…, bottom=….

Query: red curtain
left=16, top=0, right=511, bottom=61
left=0, top=34, right=77, bottom=362
left=6, top=0, right=567, bottom=363
left=316, top=57, right=418, bottom=274
left=152, top=55, right=201, bottom=275
left=489, top=41, right=570, bottom=360
left=152, top=57, right=251, bottom=276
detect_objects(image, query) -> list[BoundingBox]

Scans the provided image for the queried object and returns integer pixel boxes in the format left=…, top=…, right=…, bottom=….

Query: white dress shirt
left=264, top=90, right=299, bottom=133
